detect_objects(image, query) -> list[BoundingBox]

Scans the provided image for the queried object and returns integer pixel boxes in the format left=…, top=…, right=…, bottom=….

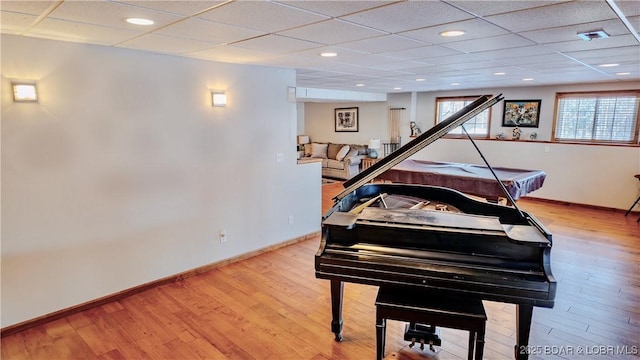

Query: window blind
left=555, top=92, right=640, bottom=144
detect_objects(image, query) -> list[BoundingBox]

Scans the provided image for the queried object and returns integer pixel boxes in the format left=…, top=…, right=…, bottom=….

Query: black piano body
left=314, top=95, right=556, bottom=360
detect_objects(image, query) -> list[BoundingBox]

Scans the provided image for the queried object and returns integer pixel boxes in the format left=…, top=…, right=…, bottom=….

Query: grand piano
left=315, top=95, right=556, bottom=360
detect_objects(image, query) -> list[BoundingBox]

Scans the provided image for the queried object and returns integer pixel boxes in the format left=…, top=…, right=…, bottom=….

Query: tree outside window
left=554, top=91, right=640, bottom=144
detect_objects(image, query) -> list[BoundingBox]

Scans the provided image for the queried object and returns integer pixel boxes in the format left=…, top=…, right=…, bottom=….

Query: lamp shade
left=297, top=135, right=310, bottom=144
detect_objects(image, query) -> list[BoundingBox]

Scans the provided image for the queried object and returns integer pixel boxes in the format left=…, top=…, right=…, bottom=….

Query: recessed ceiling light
left=440, top=30, right=465, bottom=37
left=320, top=52, right=337, bottom=57
left=450, top=82, right=459, bottom=86
left=355, top=83, right=365, bottom=87
left=126, top=18, right=154, bottom=26
left=393, top=87, right=402, bottom=90
left=523, top=78, right=534, bottom=81
left=598, top=63, right=619, bottom=67
left=415, top=78, right=426, bottom=82
left=616, top=72, right=631, bottom=76
left=493, top=72, right=506, bottom=76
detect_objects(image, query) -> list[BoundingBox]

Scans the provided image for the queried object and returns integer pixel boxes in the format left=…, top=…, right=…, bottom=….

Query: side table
left=361, top=157, right=380, bottom=171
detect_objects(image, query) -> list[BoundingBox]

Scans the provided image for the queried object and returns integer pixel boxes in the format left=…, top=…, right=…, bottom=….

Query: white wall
left=1, top=34, right=321, bottom=327
left=304, top=101, right=390, bottom=145
left=304, top=83, right=640, bottom=210
left=411, top=139, right=639, bottom=209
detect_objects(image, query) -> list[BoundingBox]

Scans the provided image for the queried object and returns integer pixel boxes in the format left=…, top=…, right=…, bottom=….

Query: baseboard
left=0, top=232, right=320, bottom=338
left=524, top=196, right=637, bottom=214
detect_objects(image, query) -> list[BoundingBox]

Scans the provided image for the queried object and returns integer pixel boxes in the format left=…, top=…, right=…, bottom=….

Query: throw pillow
left=327, top=143, right=343, bottom=159
left=304, top=143, right=312, bottom=157
left=351, top=144, right=368, bottom=155
left=345, top=148, right=358, bottom=159
left=336, top=145, right=350, bottom=161
left=310, top=143, right=328, bottom=158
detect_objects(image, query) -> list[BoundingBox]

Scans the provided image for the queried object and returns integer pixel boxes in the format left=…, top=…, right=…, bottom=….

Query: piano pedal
left=404, top=323, right=441, bottom=354
left=403, top=323, right=442, bottom=347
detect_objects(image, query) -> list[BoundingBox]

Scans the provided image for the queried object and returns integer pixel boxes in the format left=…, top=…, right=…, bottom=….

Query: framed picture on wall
left=335, top=107, right=359, bottom=132
left=502, top=100, right=541, bottom=127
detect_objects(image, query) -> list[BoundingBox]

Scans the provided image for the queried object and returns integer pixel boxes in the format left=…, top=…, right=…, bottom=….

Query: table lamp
left=368, top=138, right=381, bottom=159
left=297, top=135, right=310, bottom=159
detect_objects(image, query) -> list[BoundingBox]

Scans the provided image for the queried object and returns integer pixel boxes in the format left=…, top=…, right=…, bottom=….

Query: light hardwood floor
left=2, top=182, right=639, bottom=360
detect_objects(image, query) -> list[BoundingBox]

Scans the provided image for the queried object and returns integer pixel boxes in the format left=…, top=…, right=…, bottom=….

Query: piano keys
left=314, top=94, right=556, bottom=360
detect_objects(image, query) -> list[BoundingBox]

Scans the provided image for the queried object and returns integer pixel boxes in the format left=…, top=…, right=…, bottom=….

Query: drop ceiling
left=2, top=0, right=639, bottom=93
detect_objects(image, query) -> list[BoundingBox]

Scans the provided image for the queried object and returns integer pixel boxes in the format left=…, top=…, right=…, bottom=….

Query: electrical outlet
left=219, top=229, right=227, bottom=243
left=288, top=215, right=294, bottom=224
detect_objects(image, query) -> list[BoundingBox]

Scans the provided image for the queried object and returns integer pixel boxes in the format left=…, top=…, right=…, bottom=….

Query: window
left=435, top=96, right=491, bottom=138
left=554, top=91, right=640, bottom=144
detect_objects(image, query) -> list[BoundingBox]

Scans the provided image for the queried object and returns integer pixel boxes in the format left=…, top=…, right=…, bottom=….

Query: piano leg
left=330, top=279, right=344, bottom=342
left=515, top=304, right=533, bottom=360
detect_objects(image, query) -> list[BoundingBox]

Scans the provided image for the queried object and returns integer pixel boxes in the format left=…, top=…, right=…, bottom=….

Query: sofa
left=302, top=142, right=369, bottom=180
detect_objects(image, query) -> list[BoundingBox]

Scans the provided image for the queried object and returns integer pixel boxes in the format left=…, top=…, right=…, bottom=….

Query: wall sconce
left=212, top=91, right=227, bottom=107
left=12, top=83, right=38, bottom=102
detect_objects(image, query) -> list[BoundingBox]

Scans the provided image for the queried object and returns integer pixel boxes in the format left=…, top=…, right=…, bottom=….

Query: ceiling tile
left=545, top=34, right=639, bottom=52
left=188, top=45, right=278, bottom=64
left=295, top=61, right=368, bottom=75
left=30, top=18, right=142, bottom=46
left=1, top=0, right=638, bottom=93
left=497, top=53, right=578, bottom=67
left=618, top=14, right=639, bottom=35
left=435, top=60, right=512, bottom=72
left=156, top=18, right=264, bottom=45
left=399, top=18, right=510, bottom=44
left=519, top=18, right=634, bottom=44
left=340, top=1, right=474, bottom=33
left=0, top=11, right=37, bottom=33
left=565, top=45, right=640, bottom=61
left=118, top=33, right=215, bottom=54
left=368, top=60, right=433, bottom=71
left=447, top=1, right=574, bottom=17
left=195, top=0, right=329, bottom=33
left=281, top=46, right=370, bottom=62
left=485, top=1, right=620, bottom=33
left=282, top=49, right=404, bottom=72
left=276, top=0, right=398, bottom=17
left=407, top=46, right=469, bottom=61
left=0, top=0, right=58, bottom=15
left=472, top=44, right=557, bottom=61
left=115, top=1, right=226, bottom=16
left=232, top=34, right=322, bottom=54
left=338, top=34, right=428, bottom=54
left=443, top=34, right=536, bottom=53
left=277, top=19, right=386, bottom=45
left=614, top=0, right=640, bottom=18
left=377, top=45, right=463, bottom=61
left=48, top=0, right=183, bottom=30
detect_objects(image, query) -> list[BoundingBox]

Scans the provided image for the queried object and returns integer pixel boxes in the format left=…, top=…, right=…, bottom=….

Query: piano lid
left=334, top=94, right=504, bottom=202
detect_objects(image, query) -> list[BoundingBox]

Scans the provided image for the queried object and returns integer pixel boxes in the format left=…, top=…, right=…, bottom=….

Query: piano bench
left=375, top=287, right=487, bottom=360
